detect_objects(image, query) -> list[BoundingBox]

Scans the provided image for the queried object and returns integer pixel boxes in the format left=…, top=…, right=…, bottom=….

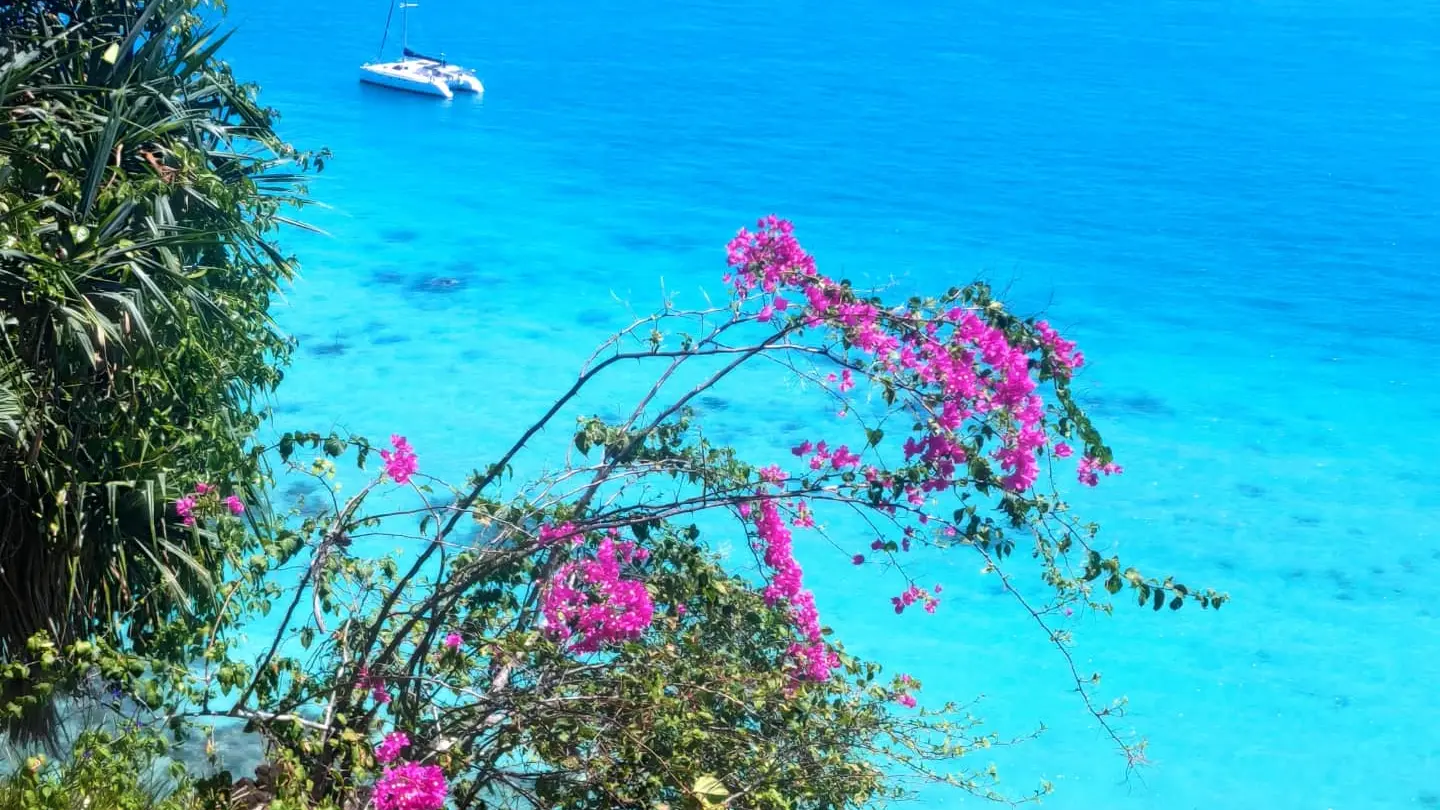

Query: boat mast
left=401, top=2, right=418, bottom=59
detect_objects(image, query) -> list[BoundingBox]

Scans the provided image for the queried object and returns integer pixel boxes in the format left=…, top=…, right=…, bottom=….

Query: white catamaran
left=359, top=1, right=483, bottom=99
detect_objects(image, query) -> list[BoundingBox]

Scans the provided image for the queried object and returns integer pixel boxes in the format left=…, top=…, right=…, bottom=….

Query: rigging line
left=377, top=0, right=397, bottom=60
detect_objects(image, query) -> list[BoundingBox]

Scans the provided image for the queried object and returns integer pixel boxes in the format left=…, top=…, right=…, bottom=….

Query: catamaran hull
left=359, top=64, right=454, bottom=98
left=447, top=74, right=484, bottom=94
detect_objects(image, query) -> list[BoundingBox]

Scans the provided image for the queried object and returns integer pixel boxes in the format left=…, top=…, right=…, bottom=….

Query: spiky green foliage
left=0, top=0, right=323, bottom=737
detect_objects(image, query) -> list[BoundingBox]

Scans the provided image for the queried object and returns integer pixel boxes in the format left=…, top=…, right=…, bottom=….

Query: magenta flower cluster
left=541, top=529, right=655, bottom=653
left=381, top=434, right=419, bottom=485
left=741, top=494, right=836, bottom=682
left=173, top=482, right=244, bottom=527
left=719, top=216, right=1126, bottom=655
left=538, top=521, right=581, bottom=546
left=1077, top=454, right=1124, bottom=486
left=724, top=215, right=1115, bottom=493
left=1034, top=319, right=1085, bottom=376
left=375, top=731, right=410, bottom=765
left=372, top=761, right=447, bottom=810
left=791, top=440, right=862, bottom=472
left=890, top=583, right=941, bottom=615
left=358, top=666, right=391, bottom=705
left=893, top=673, right=918, bottom=708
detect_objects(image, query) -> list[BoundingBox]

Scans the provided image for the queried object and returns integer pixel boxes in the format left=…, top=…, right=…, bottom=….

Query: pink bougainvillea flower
left=541, top=534, right=654, bottom=653
left=375, top=731, right=409, bottom=765
left=223, top=495, right=245, bottom=515
left=442, top=632, right=462, bottom=650
left=373, top=762, right=447, bottom=810
left=380, top=435, right=419, bottom=485
left=1077, top=455, right=1124, bottom=487
left=361, top=669, right=392, bottom=705
left=538, top=522, right=579, bottom=546
left=1034, top=319, right=1085, bottom=377
left=174, top=495, right=197, bottom=527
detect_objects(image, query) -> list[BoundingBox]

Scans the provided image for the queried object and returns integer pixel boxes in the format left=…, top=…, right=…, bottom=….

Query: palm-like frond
left=0, top=0, right=323, bottom=739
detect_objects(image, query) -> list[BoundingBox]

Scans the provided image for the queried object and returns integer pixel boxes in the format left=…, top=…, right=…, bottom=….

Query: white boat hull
left=359, top=59, right=483, bottom=99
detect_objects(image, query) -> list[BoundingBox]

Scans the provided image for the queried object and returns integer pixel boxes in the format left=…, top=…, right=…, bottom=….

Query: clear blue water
left=222, top=0, right=1440, bottom=806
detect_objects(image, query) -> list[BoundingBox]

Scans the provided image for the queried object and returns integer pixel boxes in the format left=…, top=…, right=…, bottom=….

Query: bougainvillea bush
left=2, top=218, right=1224, bottom=809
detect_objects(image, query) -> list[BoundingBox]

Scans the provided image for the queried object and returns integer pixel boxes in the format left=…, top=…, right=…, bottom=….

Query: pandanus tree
left=0, top=0, right=322, bottom=739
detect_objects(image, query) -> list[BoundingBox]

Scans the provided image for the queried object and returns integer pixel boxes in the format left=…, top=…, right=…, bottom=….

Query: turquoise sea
left=221, top=0, right=1439, bottom=807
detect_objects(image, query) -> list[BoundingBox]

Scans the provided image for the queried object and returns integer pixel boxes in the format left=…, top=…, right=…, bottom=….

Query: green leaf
left=1104, top=574, right=1122, bottom=595
left=101, top=42, right=121, bottom=64
left=79, top=90, right=127, bottom=221
left=693, top=775, right=729, bottom=804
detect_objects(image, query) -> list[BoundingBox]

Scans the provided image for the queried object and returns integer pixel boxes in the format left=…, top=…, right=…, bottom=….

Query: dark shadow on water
left=381, top=228, right=420, bottom=244
left=306, top=338, right=348, bottom=357
left=409, top=276, right=464, bottom=295
left=697, top=395, right=730, bottom=413
left=282, top=480, right=318, bottom=499
left=1236, top=483, right=1267, bottom=499
left=371, top=266, right=407, bottom=286
left=368, top=256, right=516, bottom=303
left=371, top=333, right=411, bottom=345
left=576, top=307, right=618, bottom=328
left=1082, top=390, right=1176, bottom=419
left=1116, top=393, right=1176, bottom=418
